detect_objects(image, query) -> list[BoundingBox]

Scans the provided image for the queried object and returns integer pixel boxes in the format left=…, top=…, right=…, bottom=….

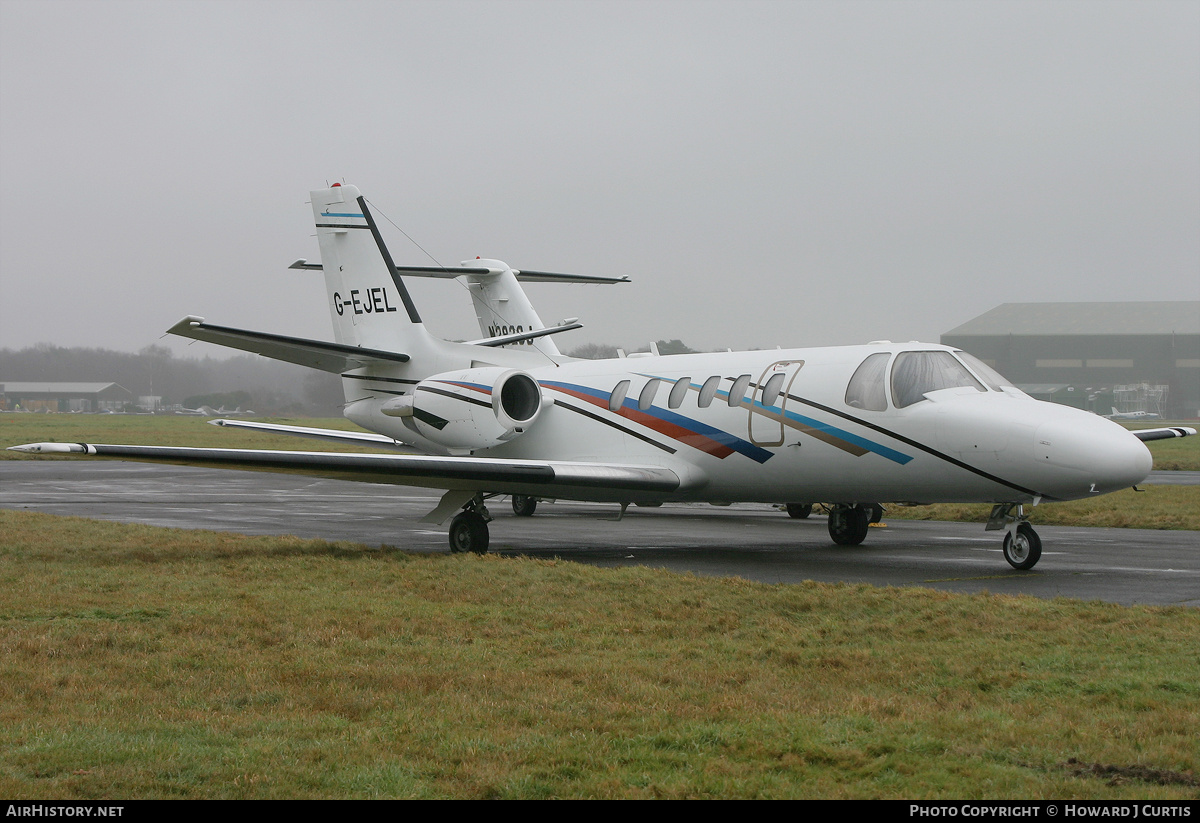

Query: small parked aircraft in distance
left=176, top=406, right=256, bottom=417
left=11, top=184, right=1195, bottom=569
left=1103, top=407, right=1161, bottom=421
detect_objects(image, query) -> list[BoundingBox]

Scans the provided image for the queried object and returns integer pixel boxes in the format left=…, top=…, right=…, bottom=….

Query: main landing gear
left=786, top=502, right=882, bottom=546
left=449, top=497, right=492, bottom=554
left=827, top=503, right=872, bottom=545
left=785, top=503, right=813, bottom=519
left=511, top=494, right=538, bottom=517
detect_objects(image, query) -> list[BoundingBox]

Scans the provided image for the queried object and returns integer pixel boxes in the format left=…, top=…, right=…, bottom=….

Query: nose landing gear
left=1002, top=522, right=1042, bottom=570
left=989, top=503, right=1043, bottom=570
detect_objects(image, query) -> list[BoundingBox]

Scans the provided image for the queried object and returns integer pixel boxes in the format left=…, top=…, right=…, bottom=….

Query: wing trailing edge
left=166, top=316, right=409, bottom=372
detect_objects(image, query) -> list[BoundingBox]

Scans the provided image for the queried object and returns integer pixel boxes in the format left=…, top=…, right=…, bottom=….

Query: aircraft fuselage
left=341, top=341, right=1153, bottom=508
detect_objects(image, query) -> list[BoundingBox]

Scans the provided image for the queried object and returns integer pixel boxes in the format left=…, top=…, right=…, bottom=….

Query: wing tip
left=7, top=442, right=93, bottom=454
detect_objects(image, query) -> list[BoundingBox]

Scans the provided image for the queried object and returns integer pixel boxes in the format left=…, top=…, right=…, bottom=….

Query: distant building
left=942, top=302, right=1200, bottom=418
left=0, top=382, right=134, bottom=413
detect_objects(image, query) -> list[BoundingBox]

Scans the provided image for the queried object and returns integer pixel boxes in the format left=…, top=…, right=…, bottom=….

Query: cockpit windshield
left=891, top=351, right=985, bottom=408
left=956, top=351, right=1013, bottom=391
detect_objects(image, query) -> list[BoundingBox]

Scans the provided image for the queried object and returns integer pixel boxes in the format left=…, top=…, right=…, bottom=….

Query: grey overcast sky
left=1, top=0, right=1197, bottom=358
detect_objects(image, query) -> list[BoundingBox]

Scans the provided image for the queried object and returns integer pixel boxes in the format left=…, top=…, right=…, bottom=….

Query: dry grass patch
left=2, top=510, right=1197, bottom=799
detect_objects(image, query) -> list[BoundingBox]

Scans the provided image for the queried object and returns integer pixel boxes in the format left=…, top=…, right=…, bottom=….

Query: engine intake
left=407, top=367, right=544, bottom=451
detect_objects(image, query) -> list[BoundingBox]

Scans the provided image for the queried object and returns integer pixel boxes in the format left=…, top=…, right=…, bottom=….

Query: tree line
left=1, top=338, right=703, bottom=416
left=0, top=344, right=343, bottom=416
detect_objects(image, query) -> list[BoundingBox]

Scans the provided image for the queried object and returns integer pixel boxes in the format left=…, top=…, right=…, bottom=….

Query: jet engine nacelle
left=400, top=367, right=545, bottom=451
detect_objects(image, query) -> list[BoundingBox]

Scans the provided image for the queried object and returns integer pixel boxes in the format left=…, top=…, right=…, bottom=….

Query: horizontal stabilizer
left=6, top=442, right=692, bottom=500
left=466, top=322, right=583, bottom=348
left=511, top=269, right=630, bottom=285
left=1130, top=426, right=1197, bottom=442
left=167, top=316, right=409, bottom=373
left=289, top=259, right=629, bottom=284
left=208, top=419, right=415, bottom=451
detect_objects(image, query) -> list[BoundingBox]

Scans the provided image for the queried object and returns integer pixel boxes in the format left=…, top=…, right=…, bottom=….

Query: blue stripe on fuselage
left=540, top=380, right=773, bottom=464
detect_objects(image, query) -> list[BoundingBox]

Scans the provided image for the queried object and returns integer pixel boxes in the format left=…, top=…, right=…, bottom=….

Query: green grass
left=1, top=510, right=1198, bottom=799
left=886, top=485, right=1200, bottom=530
left=1121, top=421, right=1200, bottom=471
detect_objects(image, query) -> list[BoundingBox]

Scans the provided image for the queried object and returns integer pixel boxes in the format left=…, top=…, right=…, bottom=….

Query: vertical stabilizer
left=310, top=184, right=425, bottom=354
left=465, top=259, right=561, bottom=356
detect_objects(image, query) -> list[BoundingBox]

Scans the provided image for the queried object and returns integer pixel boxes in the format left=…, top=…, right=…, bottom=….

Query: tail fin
left=310, top=184, right=425, bottom=353
left=464, top=259, right=562, bottom=356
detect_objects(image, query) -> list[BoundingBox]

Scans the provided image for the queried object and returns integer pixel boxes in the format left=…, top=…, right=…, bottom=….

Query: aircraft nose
left=1034, top=417, right=1153, bottom=497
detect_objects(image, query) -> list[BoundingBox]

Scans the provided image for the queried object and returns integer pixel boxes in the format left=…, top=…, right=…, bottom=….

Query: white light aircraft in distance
left=11, top=184, right=1196, bottom=570
left=1103, top=408, right=1161, bottom=421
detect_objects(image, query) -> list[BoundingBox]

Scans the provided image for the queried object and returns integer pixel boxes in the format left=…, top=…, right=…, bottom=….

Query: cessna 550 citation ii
left=11, top=184, right=1195, bottom=569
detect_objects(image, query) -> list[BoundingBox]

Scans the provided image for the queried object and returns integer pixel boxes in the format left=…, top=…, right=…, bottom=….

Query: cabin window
left=638, top=378, right=661, bottom=411
left=845, top=352, right=890, bottom=411
left=609, top=380, right=630, bottom=412
left=697, top=375, right=721, bottom=408
left=728, top=374, right=752, bottom=407
left=891, top=351, right=985, bottom=408
left=668, top=377, right=690, bottom=409
left=760, top=372, right=787, bottom=407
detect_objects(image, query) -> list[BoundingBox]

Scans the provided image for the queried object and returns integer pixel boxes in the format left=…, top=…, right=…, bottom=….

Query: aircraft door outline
left=748, top=360, right=805, bottom=447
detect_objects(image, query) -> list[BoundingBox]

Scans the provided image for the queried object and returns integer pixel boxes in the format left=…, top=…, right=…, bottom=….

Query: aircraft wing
left=206, top=419, right=416, bottom=451
left=8, top=443, right=692, bottom=501
left=167, top=316, right=409, bottom=372
left=1129, top=426, right=1198, bottom=442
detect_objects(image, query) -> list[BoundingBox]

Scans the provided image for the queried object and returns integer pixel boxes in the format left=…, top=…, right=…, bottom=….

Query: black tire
left=786, top=503, right=813, bottom=519
left=1002, top=522, right=1042, bottom=570
left=828, top=504, right=869, bottom=546
left=511, top=495, right=538, bottom=517
left=449, top=511, right=490, bottom=555
left=866, top=503, right=884, bottom=524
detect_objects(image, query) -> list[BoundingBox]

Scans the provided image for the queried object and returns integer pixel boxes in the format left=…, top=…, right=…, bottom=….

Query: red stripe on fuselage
left=546, top=384, right=735, bottom=459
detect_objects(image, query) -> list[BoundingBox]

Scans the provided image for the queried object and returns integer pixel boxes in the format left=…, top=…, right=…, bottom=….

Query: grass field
left=1123, top=421, right=1200, bottom=471
left=1, top=509, right=1197, bottom=799
left=885, top=485, right=1200, bottom=530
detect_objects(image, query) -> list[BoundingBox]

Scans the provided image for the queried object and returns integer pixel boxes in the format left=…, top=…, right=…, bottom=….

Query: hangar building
left=942, top=302, right=1200, bottom=419
left=0, top=382, right=134, bottom=413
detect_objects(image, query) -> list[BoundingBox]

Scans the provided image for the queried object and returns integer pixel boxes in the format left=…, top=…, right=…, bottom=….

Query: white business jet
left=11, top=184, right=1194, bottom=569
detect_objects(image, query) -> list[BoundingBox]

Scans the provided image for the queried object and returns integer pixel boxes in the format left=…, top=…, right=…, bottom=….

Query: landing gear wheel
left=511, top=495, right=538, bottom=517
left=449, top=511, right=490, bottom=555
left=1002, top=522, right=1041, bottom=570
left=828, top=504, right=869, bottom=546
left=786, top=503, right=813, bottom=519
